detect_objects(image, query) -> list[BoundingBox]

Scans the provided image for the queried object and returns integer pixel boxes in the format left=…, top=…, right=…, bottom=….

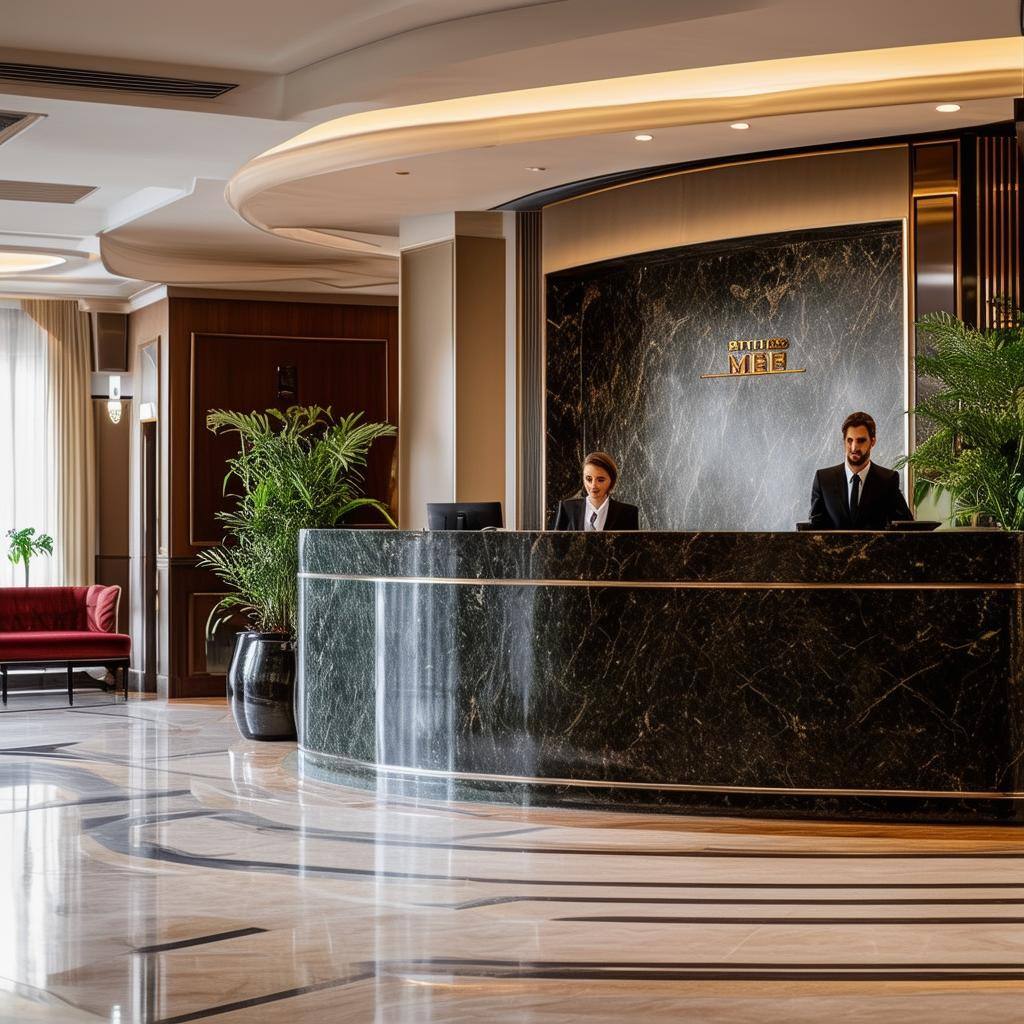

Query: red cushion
left=0, top=630, right=130, bottom=662
left=0, top=588, right=90, bottom=631
left=86, top=585, right=120, bottom=633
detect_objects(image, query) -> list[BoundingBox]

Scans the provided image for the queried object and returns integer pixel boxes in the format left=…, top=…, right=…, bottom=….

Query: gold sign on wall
left=701, top=337, right=806, bottom=379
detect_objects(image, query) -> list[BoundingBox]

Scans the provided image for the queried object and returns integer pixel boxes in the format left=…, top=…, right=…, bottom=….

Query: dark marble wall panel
left=546, top=223, right=906, bottom=530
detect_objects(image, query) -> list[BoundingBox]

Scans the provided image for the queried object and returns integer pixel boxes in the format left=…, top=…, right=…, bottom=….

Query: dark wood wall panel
left=163, top=296, right=398, bottom=698
left=516, top=211, right=544, bottom=529
left=168, top=298, right=398, bottom=559
left=977, top=134, right=1023, bottom=327
left=190, top=332, right=391, bottom=544
left=93, top=398, right=131, bottom=631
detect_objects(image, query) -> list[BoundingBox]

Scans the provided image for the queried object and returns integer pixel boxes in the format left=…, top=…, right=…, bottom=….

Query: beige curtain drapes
left=21, top=299, right=95, bottom=585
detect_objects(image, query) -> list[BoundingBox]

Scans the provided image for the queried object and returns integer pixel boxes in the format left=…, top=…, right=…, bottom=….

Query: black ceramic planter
left=226, top=631, right=296, bottom=741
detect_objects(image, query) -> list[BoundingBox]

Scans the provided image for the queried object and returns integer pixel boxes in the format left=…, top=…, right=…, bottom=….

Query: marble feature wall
left=546, top=223, right=906, bottom=530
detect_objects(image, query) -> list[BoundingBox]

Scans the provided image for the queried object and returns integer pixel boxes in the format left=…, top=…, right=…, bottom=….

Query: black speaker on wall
left=91, top=312, right=128, bottom=372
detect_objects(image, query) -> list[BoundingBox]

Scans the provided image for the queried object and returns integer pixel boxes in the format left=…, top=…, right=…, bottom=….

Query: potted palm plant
left=198, top=405, right=395, bottom=740
left=899, top=310, right=1024, bottom=529
left=6, top=528, right=53, bottom=585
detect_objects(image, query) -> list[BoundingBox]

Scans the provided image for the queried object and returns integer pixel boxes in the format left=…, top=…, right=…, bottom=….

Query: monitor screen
left=426, top=502, right=503, bottom=530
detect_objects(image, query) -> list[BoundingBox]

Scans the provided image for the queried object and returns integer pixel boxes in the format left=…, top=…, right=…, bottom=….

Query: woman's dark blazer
left=552, top=497, right=640, bottom=531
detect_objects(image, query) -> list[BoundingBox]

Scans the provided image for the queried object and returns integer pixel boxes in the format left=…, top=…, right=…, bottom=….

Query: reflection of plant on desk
left=6, top=527, right=54, bottom=585
left=898, top=310, right=1024, bottom=529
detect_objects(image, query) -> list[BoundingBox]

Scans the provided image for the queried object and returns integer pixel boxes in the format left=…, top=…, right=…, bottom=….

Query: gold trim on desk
left=299, top=572, right=1024, bottom=591
left=299, top=751, right=1024, bottom=801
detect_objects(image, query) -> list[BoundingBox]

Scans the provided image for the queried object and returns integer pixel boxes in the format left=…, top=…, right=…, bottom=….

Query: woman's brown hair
left=582, top=451, right=618, bottom=489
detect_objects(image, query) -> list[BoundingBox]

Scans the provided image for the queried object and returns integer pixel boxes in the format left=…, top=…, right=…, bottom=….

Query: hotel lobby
left=2, top=1, right=1024, bottom=1021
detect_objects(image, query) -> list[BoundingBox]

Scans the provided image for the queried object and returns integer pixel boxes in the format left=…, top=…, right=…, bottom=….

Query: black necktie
left=850, top=473, right=860, bottom=518
left=589, top=510, right=597, bottom=530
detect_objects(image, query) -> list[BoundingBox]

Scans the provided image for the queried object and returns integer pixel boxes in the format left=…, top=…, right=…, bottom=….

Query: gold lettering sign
left=702, top=337, right=806, bottom=379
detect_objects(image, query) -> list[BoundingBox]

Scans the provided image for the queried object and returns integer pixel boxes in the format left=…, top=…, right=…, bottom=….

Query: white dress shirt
left=585, top=496, right=611, bottom=531
left=845, top=460, right=871, bottom=509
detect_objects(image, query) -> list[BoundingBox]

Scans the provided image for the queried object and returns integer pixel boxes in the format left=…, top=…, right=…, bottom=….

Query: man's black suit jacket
left=552, top=497, right=640, bottom=531
left=809, top=463, right=912, bottom=530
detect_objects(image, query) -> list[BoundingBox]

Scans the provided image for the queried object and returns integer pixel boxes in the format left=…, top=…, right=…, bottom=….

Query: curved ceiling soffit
left=99, top=234, right=398, bottom=289
left=0, top=244, right=99, bottom=276
left=228, top=37, right=1024, bottom=248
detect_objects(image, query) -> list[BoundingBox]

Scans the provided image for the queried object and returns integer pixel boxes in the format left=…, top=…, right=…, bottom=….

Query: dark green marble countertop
left=299, top=529, right=1024, bottom=586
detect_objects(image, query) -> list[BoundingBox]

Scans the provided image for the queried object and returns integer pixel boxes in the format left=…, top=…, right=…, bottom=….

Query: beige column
left=399, top=212, right=511, bottom=529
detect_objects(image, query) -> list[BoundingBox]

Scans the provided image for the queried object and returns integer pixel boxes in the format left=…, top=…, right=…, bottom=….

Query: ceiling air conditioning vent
left=0, top=180, right=97, bottom=204
left=0, top=62, right=237, bottom=99
left=0, top=110, right=43, bottom=147
left=0, top=112, right=25, bottom=133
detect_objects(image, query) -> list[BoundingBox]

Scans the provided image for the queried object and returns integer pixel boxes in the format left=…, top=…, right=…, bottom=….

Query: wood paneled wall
left=127, top=299, right=169, bottom=694
left=190, top=332, right=391, bottom=545
left=163, top=296, right=398, bottom=698
left=93, top=398, right=130, bottom=632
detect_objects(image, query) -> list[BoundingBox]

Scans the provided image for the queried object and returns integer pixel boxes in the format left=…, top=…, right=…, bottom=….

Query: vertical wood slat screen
left=977, top=135, right=1023, bottom=327
left=516, top=211, right=544, bottom=529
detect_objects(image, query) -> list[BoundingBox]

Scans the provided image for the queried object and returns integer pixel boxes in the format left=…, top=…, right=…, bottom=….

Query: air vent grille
left=0, top=110, right=42, bottom=147
left=0, top=62, right=237, bottom=99
left=0, top=180, right=97, bottom=204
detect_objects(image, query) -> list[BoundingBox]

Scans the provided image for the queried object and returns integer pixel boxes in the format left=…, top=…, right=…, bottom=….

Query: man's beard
left=848, top=451, right=866, bottom=464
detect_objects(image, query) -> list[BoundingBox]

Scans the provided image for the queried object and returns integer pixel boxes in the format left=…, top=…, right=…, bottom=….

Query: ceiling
left=0, top=0, right=1019, bottom=305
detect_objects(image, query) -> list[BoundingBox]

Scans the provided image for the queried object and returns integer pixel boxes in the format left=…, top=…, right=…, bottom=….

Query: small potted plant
left=198, top=405, right=395, bottom=740
left=899, top=309, right=1024, bottom=529
left=6, top=528, right=54, bottom=586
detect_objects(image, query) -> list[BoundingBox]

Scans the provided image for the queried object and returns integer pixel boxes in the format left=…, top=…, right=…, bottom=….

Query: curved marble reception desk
left=297, top=530, right=1024, bottom=823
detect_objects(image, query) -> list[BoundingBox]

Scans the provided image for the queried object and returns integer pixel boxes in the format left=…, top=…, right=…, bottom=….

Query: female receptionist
left=552, top=451, right=640, bottom=531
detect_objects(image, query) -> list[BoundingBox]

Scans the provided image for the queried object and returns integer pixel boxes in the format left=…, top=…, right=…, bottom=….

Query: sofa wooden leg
left=1, top=666, right=7, bottom=706
left=122, top=665, right=128, bottom=701
left=67, top=664, right=73, bottom=707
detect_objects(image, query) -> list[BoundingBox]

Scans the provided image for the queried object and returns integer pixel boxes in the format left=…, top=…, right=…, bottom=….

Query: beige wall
left=399, top=241, right=455, bottom=529
left=455, top=235, right=506, bottom=507
left=399, top=224, right=508, bottom=529
left=543, top=146, right=911, bottom=273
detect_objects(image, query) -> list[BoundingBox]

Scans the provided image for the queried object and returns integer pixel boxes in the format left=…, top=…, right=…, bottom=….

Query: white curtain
left=0, top=306, right=58, bottom=586
left=22, top=300, right=96, bottom=586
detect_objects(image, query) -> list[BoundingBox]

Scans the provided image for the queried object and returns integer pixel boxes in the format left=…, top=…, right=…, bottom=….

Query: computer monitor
left=426, top=502, right=503, bottom=530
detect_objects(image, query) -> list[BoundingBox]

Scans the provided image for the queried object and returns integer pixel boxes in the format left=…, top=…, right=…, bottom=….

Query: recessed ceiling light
left=730, top=122, right=750, bottom=130
left=634, top=134, right=654, bottom=142
left=0, top=252, right=66, bottom=274
left=526, top=166, right=546, bottom=172
left=394, top=170, right=410, bottom=175
left=935, top=103, right=961, bottom=113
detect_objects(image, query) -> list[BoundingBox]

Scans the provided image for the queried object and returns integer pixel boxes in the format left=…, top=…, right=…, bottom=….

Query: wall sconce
left=107, top=375, right=122, bottom=424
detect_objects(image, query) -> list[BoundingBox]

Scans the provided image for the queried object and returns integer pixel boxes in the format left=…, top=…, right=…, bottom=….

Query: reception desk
left=297, top=530, right=1024, bottom=823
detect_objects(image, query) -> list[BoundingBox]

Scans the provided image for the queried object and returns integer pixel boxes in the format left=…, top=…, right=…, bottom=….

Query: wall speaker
left=91, top=312, right=128, bottom=372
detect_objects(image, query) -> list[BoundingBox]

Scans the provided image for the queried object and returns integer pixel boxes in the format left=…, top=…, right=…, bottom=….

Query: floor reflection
left=0, top=701, right=1022, bottom=1023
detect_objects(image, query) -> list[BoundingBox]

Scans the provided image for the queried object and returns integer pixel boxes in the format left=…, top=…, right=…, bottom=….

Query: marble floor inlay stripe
left=2, top=700, right=1023, bottom=1024
left=134, top=928, right=269, bottom=955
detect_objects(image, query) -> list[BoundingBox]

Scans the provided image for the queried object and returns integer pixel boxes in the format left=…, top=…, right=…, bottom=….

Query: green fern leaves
left=899, top=311, right=1024, bottom=530
left=196, top=405, right=395, bottom=636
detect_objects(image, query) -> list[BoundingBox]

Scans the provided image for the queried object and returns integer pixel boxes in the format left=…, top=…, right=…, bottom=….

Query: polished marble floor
left=1, top=699, right=1023, bottom=1023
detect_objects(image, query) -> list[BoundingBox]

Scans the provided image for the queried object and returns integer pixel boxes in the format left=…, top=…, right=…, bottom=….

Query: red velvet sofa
left=0, top=585, right=130, bottom=705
